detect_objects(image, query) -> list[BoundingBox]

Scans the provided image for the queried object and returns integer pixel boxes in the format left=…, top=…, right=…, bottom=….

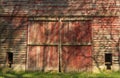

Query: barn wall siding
left=1, top=0, right=119, bottom=16
left=0, top=16, right=120, bottom=72
left=0, top=17, right=28, bottom=70
left=0, top=0, right=120, bottom=72
left=92, top=17, right=120, bottom=72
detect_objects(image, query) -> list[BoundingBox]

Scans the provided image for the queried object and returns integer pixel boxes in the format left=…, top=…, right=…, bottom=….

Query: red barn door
left=61, top=21, right=92, bottom=72
left=27, top=22, right=59, bottom=71
left=27, top=20, right=92, bottom=72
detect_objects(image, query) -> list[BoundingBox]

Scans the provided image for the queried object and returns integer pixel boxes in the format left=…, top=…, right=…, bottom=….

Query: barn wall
left=0, top=0, right=119, bottom=16
left=1, top=16, right=120, bottom=72
left=0, top=17, right=28, bottom=70
left=92, top=17, right=120, bottom=72
left=0, top=0, right=120, bottom=72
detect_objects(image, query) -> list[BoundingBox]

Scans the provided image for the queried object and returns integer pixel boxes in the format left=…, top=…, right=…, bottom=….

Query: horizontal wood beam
left=27, top=43, right=92, bottom=46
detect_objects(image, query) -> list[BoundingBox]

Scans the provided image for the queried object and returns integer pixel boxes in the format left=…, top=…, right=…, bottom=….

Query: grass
left=0, top=69, right=120, bottom=78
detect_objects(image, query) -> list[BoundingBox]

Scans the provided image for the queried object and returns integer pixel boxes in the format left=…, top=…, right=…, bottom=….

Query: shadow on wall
left=0, top=1, right=28, bottom=68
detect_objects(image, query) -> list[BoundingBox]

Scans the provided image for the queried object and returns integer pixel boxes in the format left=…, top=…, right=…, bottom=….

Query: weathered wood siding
left=1, top=0, right=119, bottom=16
left=92, top=17, right=120, bottom=71
left=0, top=17, right=27, bottom=70
left=0, top=0, right=120, bottom=72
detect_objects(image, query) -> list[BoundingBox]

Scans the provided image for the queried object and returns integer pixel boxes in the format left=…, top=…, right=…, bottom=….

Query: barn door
left=27, top=22, right=59, bottom=71
left=61, top=21, right=92, bottom=72
left=27, top=20, right=92, bottom=72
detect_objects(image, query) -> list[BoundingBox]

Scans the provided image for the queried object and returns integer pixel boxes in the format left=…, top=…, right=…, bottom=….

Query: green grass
left=0, top=70, right=120, bottom=78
